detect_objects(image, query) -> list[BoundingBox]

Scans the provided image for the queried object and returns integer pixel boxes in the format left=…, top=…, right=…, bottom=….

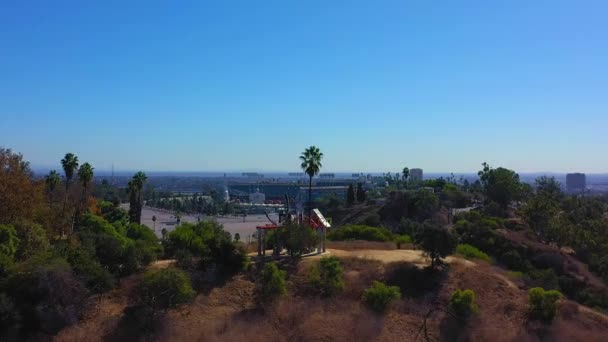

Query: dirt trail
left=577, top=303, right=608, bottom=321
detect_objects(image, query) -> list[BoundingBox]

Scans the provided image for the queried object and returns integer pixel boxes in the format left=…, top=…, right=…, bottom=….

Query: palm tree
left=128, top=171, right=148, bottom=224
left=402, top=167, right=410, bottom=182
left=60, top=153, right=79, bottom=236
left=402, top=167, right=410, bottom=189
left=45, top=170, right=61, bottom=205
left=77, top=162, right=94, bottom=208
left=61, top=153, right=79, bottom=195
left=300, top=146, right=323, bottom=220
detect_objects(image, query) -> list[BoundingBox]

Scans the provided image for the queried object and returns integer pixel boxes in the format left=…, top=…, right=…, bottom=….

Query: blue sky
left=1, top=1, right=607, bottom=173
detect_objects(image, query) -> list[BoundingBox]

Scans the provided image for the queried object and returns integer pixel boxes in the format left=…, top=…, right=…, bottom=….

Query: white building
left=249, top=189, right=266, bottom=204
left=410, top=168, right=423, bottom=182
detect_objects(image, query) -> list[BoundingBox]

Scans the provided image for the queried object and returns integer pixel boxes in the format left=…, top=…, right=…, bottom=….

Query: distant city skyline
left=29, top=166, right=606, bottom=177
left=2, top=1, right=607, bottom=173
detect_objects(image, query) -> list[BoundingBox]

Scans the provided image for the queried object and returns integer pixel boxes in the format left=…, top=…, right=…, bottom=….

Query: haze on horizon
left=1, top=1, right=607, bottom=174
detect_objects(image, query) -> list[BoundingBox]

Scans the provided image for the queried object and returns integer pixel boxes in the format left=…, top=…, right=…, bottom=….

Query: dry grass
left=327, top=240, right=397, bottom=250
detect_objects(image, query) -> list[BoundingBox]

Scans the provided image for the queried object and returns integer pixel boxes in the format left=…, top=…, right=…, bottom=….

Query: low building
left=410, top=168, right=423, bottom=182
left=249, top=189, right=266, bottom=204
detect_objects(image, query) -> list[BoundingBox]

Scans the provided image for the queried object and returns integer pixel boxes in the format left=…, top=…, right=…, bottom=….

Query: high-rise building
left=410, top=168, right=423, bottom=182
left=566, top=173, right=586, bottom=194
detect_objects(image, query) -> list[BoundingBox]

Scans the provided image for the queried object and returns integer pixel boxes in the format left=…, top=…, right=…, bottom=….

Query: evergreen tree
left=347, top=184, right=355, bottom=206
left=356, top=183, right=366, bottom=203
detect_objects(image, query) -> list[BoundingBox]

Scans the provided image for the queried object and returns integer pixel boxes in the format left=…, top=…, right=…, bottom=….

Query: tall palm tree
left=77, top=162, right=94, bottom=207
left=60, top=153, right=79, bottom=234
left=300, top=146, right=323, bottom=220
left=402, top=167, right=410, bottom=182
left=61, top=153, right=79, bottom=194
left=402, top=167, right=410, bottom=189
left=128, top=171, right=148, bottom=224
left=45, top=170, right=61, bottom=205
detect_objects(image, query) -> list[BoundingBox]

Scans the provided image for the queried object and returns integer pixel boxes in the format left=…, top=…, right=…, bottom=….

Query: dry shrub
left=337, top=257, right=384, bottom=298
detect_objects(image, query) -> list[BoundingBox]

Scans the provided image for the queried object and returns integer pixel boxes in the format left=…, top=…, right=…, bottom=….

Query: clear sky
left=1, top=1, right=607, bottom=173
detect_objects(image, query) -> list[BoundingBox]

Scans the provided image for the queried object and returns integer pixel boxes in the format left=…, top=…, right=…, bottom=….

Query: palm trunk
left=81, top=184, right=87, bottom=211
left=62, top=180, right=70, bottom=237
left=63, top=180, right=69, bottom=213
left=308, top=176, right=312, bottom=220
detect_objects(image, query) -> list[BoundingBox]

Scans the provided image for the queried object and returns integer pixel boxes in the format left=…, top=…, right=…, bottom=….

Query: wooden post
left=257, top=228, right=262, bottom=256
left=262, top=230, right=266, bottom=256
left=317, top=228, right=322, bottom=254
left=322, top=227, right=326, bottom=253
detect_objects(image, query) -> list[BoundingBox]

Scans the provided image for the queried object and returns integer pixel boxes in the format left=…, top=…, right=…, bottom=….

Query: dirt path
left=576, top=303, right=608, bottom=322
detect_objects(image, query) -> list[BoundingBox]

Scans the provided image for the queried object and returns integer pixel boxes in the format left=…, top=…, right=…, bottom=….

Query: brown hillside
left=55, top=250, right=608, bottom=342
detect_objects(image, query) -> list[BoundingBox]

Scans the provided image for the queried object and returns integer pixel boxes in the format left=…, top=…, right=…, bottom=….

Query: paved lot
left=122, top=205, right=276, bottom=240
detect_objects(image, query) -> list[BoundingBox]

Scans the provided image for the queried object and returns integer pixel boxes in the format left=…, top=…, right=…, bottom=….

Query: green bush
left=98, top=200, right=129, bottom=225
left=63, top=245, right=116, bottom=293
left=0, top=225, right=19, bottom=259
left=394, top=235, right=412, bottom=249
left=528, top=287, right=562, bottom=321
left=214, top=240, right=249, bottom=275
left=309, top=256, right=345, bottom=296
left=164, top=221, right=220, bottom=256
left=500, top=250, right=530, bottom=272
left=139, top=267, right=195, bottom=310
left=6, top=255, right=88, bottom=335
left=527, top=268, right=560, bottom=291
left=255, top=262, right=286, bottom=303
left=163, top=221, right=246, bottom=274
left=175, top=249, right=194, bottom=270
left=362, top=281, right=401, bottom=312
left=327, top=225, right=393, bottom=242
left=577, top=288, right=608, bottom=310
left=13, top=221, right=50, bottom=261
left=456, top=244, right=491, bottom=262
left=77, top=214, right=131, bottom=275
left=278, top=224, right=319, bottom=257
left=0, top=225, right=18, bottom=278
left=449, top=289, right=479, bottom=317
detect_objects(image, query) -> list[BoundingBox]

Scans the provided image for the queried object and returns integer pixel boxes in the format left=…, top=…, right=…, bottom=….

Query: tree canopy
left=478, top=162, right=522, bottom=209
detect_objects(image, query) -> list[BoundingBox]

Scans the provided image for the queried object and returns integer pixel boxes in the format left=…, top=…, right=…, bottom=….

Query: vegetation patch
left=327, top=225, right=393, bottom=242
left=449, top=289, right=479, bottom=317
left=163, top=220, right=247, bottom=275
left=139, top=267, right=195, bottom=311
left=456, top=244, right=491, bottom=262
left=528, top=287, right=563, bottom=322
left=308, top=256, right=345, bottom=296
left=394, top=234, right=412, bottom=249
left=255, top=262, right=287, bottom=303
left=362, top=281, right=401, bottom=312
